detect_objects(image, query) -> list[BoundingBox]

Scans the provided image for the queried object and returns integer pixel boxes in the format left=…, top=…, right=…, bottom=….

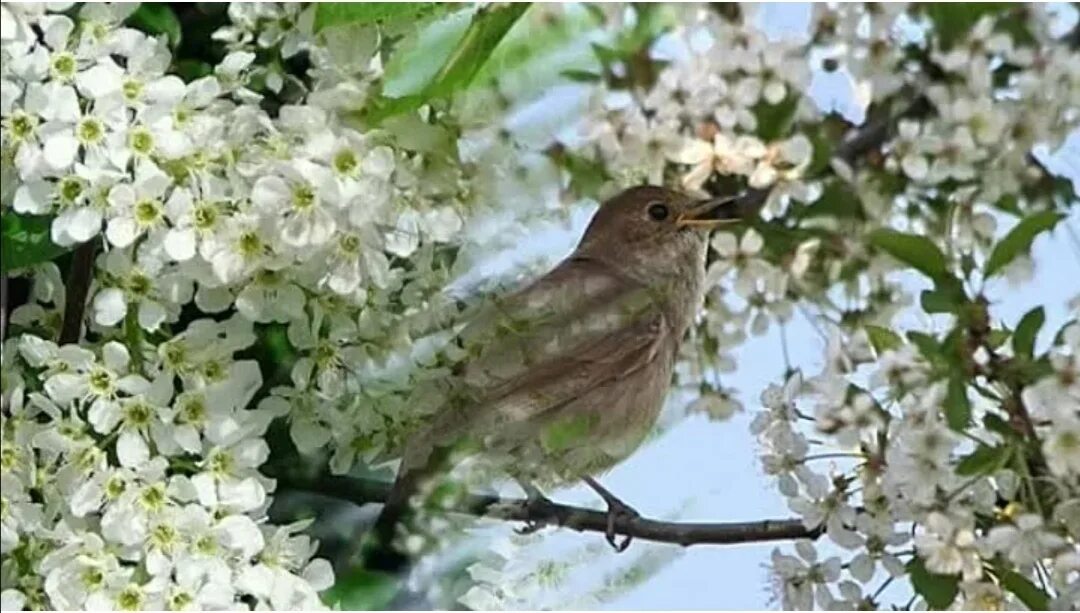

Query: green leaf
left=560, top=69, right=602, bottom=83
left=907, top=557, right=959, bottom=609
left=1012, top=307, right=1045, bottom=358
left=955, top=444, right=1009, bottom=476
left=324, top=567, right=400, bottom=610
left=924, top=4, right=1006, bottom=49
left=864, top=325, right=902, bottom=354
left=1054, top=319, right=1080, bottom=346
left=1, top=213, right=71, bottom=274
left=987, top=329, right=1010, bottom=349
left=174, top=59, right=212, bottom=82
left=314, top=2, right=446, bottom=32
left=802, top=181, right=864, bottom=220
left=425, top=3, right=531, bottom=97
left=754, top=94, right=799, bottom=141
left=945, top=376, right=971, bottom=431
left=364, top=4, right=530, bottom=123
left=380, top=9, right=473, bottom=98
left=998, top=568, right=1051, bottom=611
left=983, top=413, right=1017, bottom=440
left=868, top=229, right=950, bottom=284
left=908, top=331, right=941, bottom=362
left=921, top=288, right=960, bottom=314
left=984, top=211, right=1064, bottom=278
left=126, top=3, right=182, bottom=49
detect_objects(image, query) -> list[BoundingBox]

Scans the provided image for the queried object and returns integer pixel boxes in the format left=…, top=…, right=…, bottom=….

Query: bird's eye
left=646, top=202, right=669, bottom=221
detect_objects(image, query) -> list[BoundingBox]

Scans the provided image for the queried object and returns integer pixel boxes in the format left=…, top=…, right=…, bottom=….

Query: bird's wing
left=401, top=255, right=673, bottom=470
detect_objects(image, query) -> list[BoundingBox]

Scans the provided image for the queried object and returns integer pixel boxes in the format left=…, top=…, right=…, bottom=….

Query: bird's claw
left=584, top=477, right=639, bottom=553
left=515, top=519, right=544, bottom=535
left=515, top=484, right=555, bottom=536
left=602, top=497, right=639, bottom=552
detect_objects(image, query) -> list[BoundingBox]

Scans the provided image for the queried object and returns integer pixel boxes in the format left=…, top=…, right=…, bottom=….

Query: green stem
left=125, top=308, right=145, bottom=376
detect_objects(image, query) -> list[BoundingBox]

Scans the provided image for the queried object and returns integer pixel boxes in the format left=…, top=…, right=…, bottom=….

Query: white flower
left=675, top=133, right=766, bottom=190
left=105, top=162, right=172, bottom=248
left=914, top=512, right=983, bottom=582
left=251, top=160, right=339, bottom=249
left=770, top=541, right=842, bottom=610
left=707, top=228, right=769, bottom=290
left=986, top=514, right=1067, bottom=568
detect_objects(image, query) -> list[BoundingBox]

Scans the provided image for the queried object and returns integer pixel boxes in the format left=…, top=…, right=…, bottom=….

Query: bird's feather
left=365, top=255, right=677, bottom=571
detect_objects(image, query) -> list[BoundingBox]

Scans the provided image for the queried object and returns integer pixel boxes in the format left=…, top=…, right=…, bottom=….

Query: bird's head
left=576, top=185, right=744, bottom=279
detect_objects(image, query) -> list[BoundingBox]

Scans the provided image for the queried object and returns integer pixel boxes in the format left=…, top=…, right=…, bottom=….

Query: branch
left=58, top=240, right=96, bottom=345
left=280, top=474, right=821, bottom=548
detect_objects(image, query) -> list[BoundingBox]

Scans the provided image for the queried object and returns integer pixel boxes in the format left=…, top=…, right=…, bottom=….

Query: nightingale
left=363, top=185, right=743, bottom=572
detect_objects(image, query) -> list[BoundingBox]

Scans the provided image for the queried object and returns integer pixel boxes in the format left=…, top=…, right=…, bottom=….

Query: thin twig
left=280, top=474, right=822, bottom=548
left=59, top=241, right=96, bottom=345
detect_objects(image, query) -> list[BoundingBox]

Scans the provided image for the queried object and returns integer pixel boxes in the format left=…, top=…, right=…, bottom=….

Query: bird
left=361, top=184, right=744, bottom=573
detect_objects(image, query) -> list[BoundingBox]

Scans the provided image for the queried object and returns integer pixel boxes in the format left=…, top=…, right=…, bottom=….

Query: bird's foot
left=515, top=481, right=555, bottom=535
left=583, top=476, right=639, bottom=552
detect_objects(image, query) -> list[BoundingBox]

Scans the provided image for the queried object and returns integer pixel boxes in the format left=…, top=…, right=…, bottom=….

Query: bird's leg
left=514, top=479, right=554, bottom=535
left=582, top=476, right=639, bottom=552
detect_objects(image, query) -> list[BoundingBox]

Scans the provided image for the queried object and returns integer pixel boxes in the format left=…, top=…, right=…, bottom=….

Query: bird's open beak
left=676, top=195, right=742, bottom=230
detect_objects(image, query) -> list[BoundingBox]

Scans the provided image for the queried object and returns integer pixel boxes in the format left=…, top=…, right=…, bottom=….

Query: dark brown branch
left=59, top=240, right=96, bottom=345
left=281, top=474, right=821, bottom=548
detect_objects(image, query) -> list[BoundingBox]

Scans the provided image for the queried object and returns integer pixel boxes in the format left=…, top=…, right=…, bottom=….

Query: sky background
left=446, top=3, right=1080, bottom=609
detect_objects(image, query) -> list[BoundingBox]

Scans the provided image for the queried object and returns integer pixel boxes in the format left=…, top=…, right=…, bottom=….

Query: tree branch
left=59, top=240, right=96, bottom=345
left=280, top=474, right=821, bottom=548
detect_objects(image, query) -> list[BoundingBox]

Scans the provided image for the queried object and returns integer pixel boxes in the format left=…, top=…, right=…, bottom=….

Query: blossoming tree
left=1, top=2, right=1078, bottom=610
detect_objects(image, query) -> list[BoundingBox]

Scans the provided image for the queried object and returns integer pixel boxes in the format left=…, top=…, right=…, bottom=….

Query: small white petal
left=93, top=287, right=127, bottom=326
left=117, top=430, right=150, bottom=468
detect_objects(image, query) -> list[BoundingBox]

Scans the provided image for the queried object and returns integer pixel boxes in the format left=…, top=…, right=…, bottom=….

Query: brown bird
left=364, top=185, right=743, bottom=572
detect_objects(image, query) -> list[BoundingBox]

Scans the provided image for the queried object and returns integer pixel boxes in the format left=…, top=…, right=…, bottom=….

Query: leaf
left=1, top=213, right=71, bottom=274
left=868, top=229, right=950, bottom=284
left=363, top=4, right=530, bottom=124
left=987, top=329, right=1010, bottom=349
left=983, top=413, right=1017, bottom=440
left=1054, top=319, right=1079, bottom=346
left=314, top=3, right=446, bottom=32
left=324, top=567, right=400, bottom=610
left=955, top=444, right=1009, bottom=476
left=984, top=211, right=1064, bottom=278
left=907, top=557, right=959, bottom=610
left=1012, top=307, right=1045, bottom=358
left=174, top=59, right=212, bottom=82
left=560, top=68, right=603, bottom=82
left=802, top=181, right=864, bottom=220
left=924, top=4, right=1006, bottom=49
left=754, top=94, right=799, bottom=141
left=908, top=331, right=941, bottom=362
left=126, top=3, right=182, bottom=49
left=921, top=288, right=959, bottom=314
left=864, top=325, right=902, bottom=354
left=425, top=3, right=531, bottom=97
left=998, top=568, right=1051, bottom=611
left=945, top=376, right=971, bottom=431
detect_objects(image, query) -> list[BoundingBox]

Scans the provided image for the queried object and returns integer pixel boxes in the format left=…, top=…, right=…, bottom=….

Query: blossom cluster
left=0, top=2, right=477, bottom=609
